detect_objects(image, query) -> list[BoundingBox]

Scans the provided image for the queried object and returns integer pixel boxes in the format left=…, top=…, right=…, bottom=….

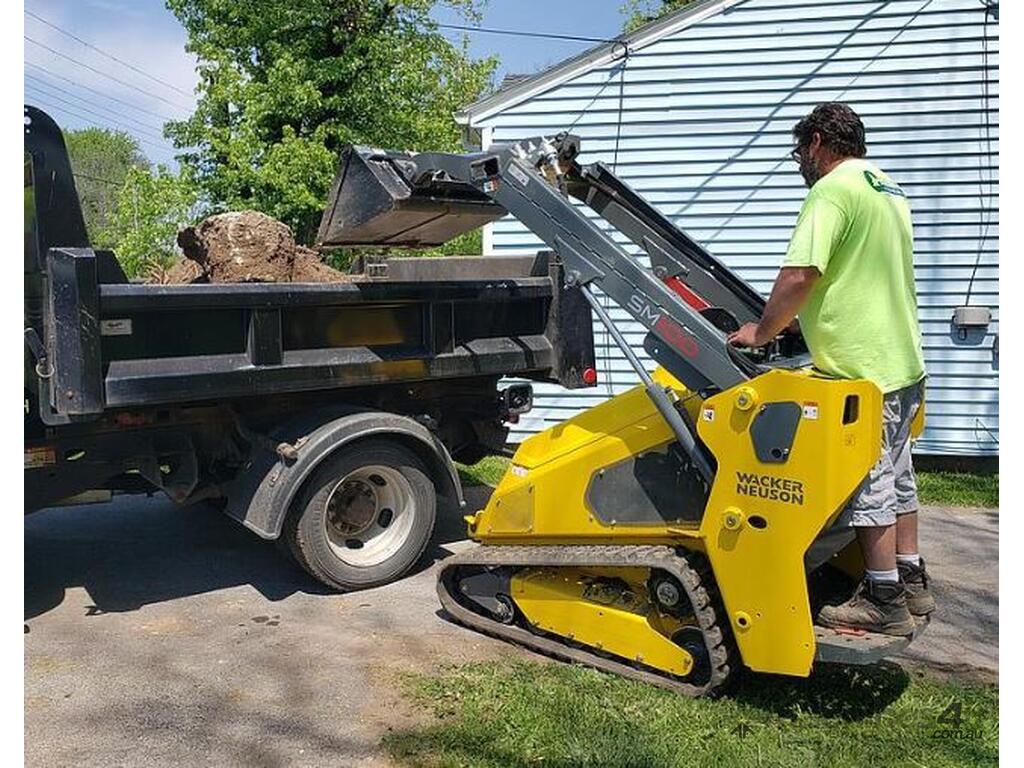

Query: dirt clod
left=154, top=210, right=350, bottom=284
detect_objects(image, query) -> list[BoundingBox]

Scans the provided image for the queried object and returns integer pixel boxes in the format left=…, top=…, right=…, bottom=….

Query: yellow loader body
left=461, top=367, right=883, bottom=679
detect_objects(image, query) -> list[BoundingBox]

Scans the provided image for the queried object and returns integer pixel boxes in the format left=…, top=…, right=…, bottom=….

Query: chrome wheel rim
left=323, top=465, right=415, bottom=567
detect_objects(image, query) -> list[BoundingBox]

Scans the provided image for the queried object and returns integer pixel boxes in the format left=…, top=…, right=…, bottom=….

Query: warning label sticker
left=507, top=162, right=530, bottom=187
left=802, top=402, right=819, bottom=420
left=702, top=406, right=715, bottom=422
left=101, top=318, right=133, bottom=336
left=25, top=446, right=56, bottom=469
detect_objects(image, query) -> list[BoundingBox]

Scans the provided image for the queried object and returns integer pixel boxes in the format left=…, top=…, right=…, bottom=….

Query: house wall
left=475, top=0, right=999, bottom=456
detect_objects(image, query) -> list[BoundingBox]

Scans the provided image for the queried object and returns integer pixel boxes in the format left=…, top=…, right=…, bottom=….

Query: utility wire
left=24, top=83, right=172, bottom=145
left=25, top=92, right=178, bottom=157
left=25, top=61, right=177, bottom=123
left=975, top=417, right=999, bottom=444
left=611, top=55, right=628, bottom=174
left=554, top=44, right=629, bottom=398
left=24, top=35, right=192, bottom=111
left=436, top=22, right=613, bottom=44
left=965, top=3, right=996, bottom=305
left=25, top=73, right=167, bottom=133
left=25, top=9, right=193, bottom=97
left=563, top=44, right=630, bottom=135
left=555, top=47, right=628, bottom=399
left=563, top=72, right=620, bottom=135
left=600, top=50, right=630, bottom=398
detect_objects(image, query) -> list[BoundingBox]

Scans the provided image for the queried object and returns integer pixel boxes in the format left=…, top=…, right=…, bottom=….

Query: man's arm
left=727, top=266, right=820, bottom=347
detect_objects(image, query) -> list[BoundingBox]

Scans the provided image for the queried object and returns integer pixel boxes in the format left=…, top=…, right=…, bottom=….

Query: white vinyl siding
left=474, top=0, right=998, bottom=456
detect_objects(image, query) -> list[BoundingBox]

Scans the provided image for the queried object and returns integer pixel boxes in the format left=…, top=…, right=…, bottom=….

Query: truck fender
left=224, top=409, right=465, bottom=539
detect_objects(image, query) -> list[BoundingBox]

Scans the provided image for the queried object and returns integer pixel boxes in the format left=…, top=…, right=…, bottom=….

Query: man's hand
left=730, top=267, right=818, bottom=349
left=728, top=322, right=770, bottom=348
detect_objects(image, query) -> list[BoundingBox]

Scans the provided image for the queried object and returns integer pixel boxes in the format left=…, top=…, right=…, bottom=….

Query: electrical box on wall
left=952, top=305, right=992, bottom=340
left=953, top=305, right=991, bottom=328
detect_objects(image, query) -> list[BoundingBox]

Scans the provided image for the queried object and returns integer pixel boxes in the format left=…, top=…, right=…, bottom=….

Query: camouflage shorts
left=837, top=378, right=925, bottom=528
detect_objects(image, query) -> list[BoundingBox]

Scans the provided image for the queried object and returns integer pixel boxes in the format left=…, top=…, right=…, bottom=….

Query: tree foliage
left=104, top=166, right=201, bottom=278
left=621, top=0, right=699, bottom=32
left=64, top=128, right=148, bottom=248
left=165, top=0, right=497, bottom=244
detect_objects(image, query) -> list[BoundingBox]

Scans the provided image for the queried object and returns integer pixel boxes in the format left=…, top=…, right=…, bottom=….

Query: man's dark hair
left=792, top=102, right=867, bottom=158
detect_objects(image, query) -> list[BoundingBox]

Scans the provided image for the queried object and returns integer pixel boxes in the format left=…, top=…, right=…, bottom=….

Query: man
left=727, top=102, right=934, bottom=635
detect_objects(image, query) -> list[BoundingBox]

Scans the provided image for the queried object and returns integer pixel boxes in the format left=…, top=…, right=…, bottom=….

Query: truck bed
left=38, top=250, right=594, bottom=422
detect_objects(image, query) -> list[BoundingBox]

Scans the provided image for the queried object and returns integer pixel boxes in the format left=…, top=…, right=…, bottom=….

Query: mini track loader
left=321, top=134, right=928, bottom=695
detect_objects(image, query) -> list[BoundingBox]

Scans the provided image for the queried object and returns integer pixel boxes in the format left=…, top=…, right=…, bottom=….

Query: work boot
left=898, top=558, right=937, bottom=617
left=818, top=579, right=915, bottom=636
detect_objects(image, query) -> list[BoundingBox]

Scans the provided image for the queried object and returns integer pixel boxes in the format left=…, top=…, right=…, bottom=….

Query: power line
left=965, top=3, right=996, bottom=305
left=601, top=52, right=630, bottom=399
left=562, top=45, right=630, bottom=135
left=25, top=9, right=193, bottom=97
left=24, top=35, right=193, bottom=111
left=24, top=83, right=172, bottom=145
left=25, top=73, right=167, bottom=133
left=25, top=61, right=178, bottom=123
left=25, top=92, right=178, bottom=158
left=436, top=22, right=613, bottom=44
left=557, top=46, right=628, bottom=400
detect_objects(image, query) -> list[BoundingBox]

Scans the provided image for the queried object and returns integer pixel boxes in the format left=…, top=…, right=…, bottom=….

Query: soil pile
left=153, top=210, right=349, bottom=284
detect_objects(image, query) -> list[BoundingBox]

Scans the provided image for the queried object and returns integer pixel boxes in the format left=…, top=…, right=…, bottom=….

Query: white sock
left=896, top=553, right=921, bottom=566
left=865, top=568, right=899, bottom=583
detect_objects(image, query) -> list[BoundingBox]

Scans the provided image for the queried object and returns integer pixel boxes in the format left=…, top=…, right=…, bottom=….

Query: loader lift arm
left=407, top=137, right=765, bottom=390
left=322, top=134, right=795, bottom=483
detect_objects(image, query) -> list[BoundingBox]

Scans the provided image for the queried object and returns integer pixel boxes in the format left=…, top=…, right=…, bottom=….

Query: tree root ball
left=153, top=210, right=350, bottom=284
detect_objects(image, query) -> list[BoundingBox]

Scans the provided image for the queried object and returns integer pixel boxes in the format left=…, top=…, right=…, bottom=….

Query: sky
left=22, top=0, right=627, bottom=167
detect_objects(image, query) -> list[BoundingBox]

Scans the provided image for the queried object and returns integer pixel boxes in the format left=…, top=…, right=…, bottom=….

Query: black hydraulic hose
left=582, top=286, right=715, bottom=484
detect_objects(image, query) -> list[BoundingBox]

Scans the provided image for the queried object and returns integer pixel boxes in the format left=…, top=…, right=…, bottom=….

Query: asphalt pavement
left=25, top=494, right=997, bottom=767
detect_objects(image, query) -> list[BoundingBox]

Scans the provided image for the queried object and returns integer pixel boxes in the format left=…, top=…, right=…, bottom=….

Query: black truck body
left=24, top=106, right=595, bottom=590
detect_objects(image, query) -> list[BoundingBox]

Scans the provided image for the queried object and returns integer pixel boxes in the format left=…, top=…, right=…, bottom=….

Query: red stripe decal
left=664, top=276, right=711, bottom=311
left=654, top=316, right=699, bottom=359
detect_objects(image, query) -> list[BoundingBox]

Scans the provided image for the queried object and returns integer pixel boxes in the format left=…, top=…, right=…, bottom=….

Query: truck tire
left=283, top=439, right=437, bottom=591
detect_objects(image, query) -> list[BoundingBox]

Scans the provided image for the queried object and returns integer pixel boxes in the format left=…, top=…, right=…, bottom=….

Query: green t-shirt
left=782, top=158, right=926, bottom=393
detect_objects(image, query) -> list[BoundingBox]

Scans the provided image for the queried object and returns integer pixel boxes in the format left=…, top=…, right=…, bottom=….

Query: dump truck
left=23, top=105, right=596, bottom=590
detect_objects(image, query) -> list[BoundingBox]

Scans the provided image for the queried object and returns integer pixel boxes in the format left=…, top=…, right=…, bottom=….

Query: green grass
left=457, top=455, right=511, bottom=487
left=916, top=471, right=998, bottom=509
left=386, top=661, right=997, bottom=768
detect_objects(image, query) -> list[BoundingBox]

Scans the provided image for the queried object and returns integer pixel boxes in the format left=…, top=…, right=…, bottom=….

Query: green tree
left=165, top=0, right=497, bottom=244
left=64, top=128, right=149, bottom=247
left=104, top=166, right=201, bottom=278
left=621, top=0, right=698, bottom=32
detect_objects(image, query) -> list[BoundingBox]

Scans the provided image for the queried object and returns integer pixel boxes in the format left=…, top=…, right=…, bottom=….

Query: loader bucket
left=317, top=146, right=506, bottom=248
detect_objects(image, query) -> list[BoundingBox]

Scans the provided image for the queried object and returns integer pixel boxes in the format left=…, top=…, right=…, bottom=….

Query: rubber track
left=437, top=545, right=736, bottom=697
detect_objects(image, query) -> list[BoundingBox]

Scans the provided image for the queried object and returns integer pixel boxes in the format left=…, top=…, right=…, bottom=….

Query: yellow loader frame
left=467, top=367, right=886, bottom=677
